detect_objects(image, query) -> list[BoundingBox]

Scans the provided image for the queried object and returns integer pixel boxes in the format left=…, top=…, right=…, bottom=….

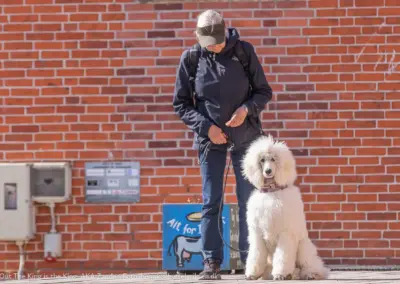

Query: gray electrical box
left=31, top=162, right=72, bottom=203
left=0, top=163, right=36, bottom=241
left=85, top=161, right=140, bottom=203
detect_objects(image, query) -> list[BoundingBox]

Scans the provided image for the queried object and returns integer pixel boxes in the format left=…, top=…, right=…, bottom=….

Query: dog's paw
left=273, top=274, right=285, bottom=280
left=272, top=274, right=292, bottom=281
left=303, top=273, right=319, bottom=280
left=245, top=275, right=258, bottom=280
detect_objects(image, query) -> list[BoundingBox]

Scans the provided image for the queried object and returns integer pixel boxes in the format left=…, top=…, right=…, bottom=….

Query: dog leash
left=217, top=153, right=249, bottom=254
left=219, top=140, right=250, bottom=254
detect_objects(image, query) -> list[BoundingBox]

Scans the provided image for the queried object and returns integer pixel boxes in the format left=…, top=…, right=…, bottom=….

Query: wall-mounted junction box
left=44, top=233, right=62, bottom=259
left=0, top=163, right=36, bottom=241
left=31, top=162, right=72, bottom=203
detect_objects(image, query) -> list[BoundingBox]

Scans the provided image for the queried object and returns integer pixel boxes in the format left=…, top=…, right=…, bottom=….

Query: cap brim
left=197, top=34, right=225, bottom=48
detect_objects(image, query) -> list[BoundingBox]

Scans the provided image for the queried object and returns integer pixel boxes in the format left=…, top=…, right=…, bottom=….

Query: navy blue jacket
left=172, top=28, right=273, bottom=152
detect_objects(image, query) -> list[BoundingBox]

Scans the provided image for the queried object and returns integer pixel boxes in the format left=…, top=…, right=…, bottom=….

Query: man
left=172, top=9, right=273, bottom=280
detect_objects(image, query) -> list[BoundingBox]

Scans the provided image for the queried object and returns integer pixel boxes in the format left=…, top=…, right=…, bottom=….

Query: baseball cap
left=196, top=10, right=226, bottom=48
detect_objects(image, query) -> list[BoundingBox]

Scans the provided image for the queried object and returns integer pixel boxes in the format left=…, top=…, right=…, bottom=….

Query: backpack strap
left=187, top=43, right=201, bottom=107
left=233, top=40, right=265, bottom=136
left=233, top=40, right=253, bottom=90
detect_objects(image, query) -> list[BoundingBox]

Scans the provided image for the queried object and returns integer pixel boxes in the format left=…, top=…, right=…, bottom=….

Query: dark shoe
left=198, top=258, right=221, bottom=280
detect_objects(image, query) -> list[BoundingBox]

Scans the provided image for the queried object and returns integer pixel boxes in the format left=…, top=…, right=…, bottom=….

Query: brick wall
left=0, top=0, right=400, bottom=276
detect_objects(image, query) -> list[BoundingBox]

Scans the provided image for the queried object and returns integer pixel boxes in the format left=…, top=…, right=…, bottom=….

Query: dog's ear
left=275, top=145, right=297, bottom=186
left=241, top=148, right=264, bottom=189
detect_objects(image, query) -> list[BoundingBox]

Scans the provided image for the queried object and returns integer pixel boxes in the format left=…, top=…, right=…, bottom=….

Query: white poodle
left=241, top=135, right=330, bottom=281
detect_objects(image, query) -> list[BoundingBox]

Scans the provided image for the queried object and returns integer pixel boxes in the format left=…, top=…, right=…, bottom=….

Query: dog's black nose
left=265, top=169, right=272, bottom=175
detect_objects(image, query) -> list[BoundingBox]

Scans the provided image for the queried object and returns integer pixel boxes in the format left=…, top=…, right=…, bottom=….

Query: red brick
left=347, top=8, right=377, bottom=16
left=336, top=213, right=366, bottom=221
left=89, top=252, right=118, bottom=261
left=358, top=185, right=387, bottom=193
left=368, top=213, right=397, bottom=220
left=11, top=125, right=39, bottom=133
left=356, top=0, right=384, bottom=6
left=154, top=3, right=182, bottom=10
left=334, top=250, right=364, bottom=257
left=386, top=0, right=400, bottom=5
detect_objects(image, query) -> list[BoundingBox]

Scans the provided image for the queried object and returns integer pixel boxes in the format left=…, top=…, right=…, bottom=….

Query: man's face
left=205, top=41, right=226, bottom=53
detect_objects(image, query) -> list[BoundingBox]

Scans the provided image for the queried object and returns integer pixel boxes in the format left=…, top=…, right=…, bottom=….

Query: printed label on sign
left=129, top=169, right=139, bottom=176
left=107, top=179, right=119, bottom=187
left=112, top=189, right=121, bottom=195
left=86, top=169, right=105, bottom=176
left=128, top=179, right=139, bottom=187
left=106, top=169, right=125, bottom=176
left=86, top=190, right=102, bottom=195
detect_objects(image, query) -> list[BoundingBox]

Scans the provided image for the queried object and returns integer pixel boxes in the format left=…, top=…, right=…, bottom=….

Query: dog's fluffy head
left=241, top=135, right=297, bottom=189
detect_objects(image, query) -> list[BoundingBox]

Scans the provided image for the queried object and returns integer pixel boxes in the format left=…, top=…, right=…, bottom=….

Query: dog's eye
left=260, top=158, right=265, bottom=163
left=271, top=157, right=275, bottom=162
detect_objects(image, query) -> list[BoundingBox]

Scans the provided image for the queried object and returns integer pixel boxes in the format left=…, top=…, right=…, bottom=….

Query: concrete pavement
left=2, top=269, right=400, bottom=283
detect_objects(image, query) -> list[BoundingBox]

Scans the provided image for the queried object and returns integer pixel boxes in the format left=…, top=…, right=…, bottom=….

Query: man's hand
left=225, top=105, right=248, bottom=128
left=208, top=125, right=227, bottom=144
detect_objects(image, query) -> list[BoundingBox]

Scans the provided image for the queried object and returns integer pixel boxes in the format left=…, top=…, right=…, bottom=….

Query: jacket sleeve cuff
left=243, top=102, right=253, bottom=117
left=199, top=120, right=213, bottom=138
